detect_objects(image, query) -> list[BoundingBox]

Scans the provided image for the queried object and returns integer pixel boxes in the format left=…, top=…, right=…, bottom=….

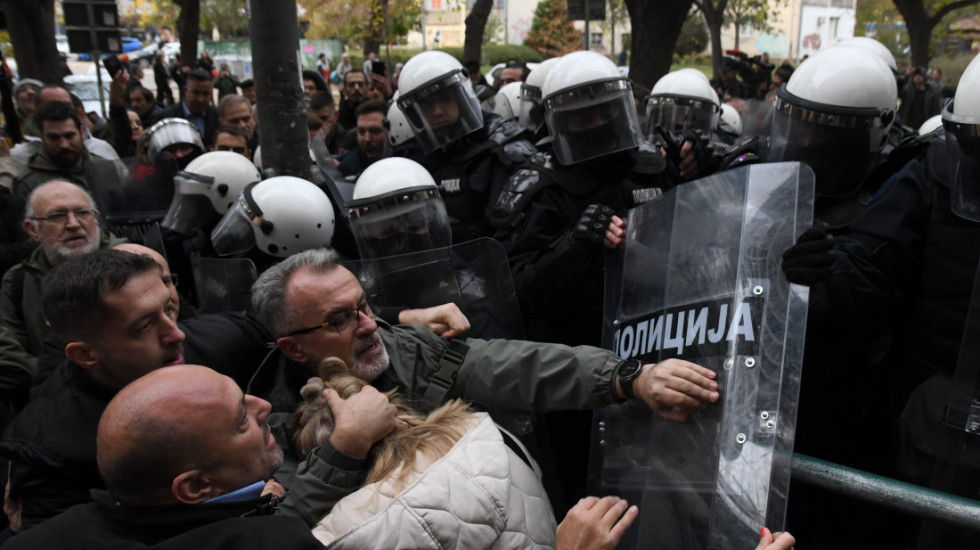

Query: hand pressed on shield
left=629, top=359, right=720, bottom=421
left=758, top=527, right=796, bottom=550
left=325, top=385, right=402, bottom=458
left=555, top=496, right=639, bottom=550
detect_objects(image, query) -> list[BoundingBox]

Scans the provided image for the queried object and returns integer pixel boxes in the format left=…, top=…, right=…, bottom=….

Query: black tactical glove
left=572, top=204, right=615, bottom=245
left=781, top=225, right=834, bottom=285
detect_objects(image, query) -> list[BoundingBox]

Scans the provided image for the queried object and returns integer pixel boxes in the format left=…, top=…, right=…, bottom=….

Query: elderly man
left=218, top=94, right=257, bottom=150
left=153, top=69, right=221, bottom=147
left=0, top=181, right=124, bottom=367
left=0, top=248, right=272, bottom=531
left=2, top=365, right=323, bottom=549
left=249, top=248, right=719, bottom=524
left=10, top=101, right=125, bottom=214
left=337, top=100, right=389, bottom=177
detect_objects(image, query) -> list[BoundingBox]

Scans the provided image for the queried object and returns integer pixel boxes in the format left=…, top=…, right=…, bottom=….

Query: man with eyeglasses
left=248, top=248, right=719, bottom=525
left=0, top=181, right=126, bottom=368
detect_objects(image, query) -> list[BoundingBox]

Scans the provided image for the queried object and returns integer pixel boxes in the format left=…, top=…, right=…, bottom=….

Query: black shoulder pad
left=491, top=152, right=559, bottom=228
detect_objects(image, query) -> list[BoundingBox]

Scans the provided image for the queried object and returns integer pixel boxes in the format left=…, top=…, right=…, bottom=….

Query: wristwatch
left=615, top=359, right=643, bottom=400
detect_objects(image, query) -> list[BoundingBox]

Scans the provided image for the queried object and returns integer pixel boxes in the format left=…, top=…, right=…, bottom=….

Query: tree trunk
left=248, top=0, right=310, bottom=179
left=177, top=0, right=201, bottom=70
left=464, top=0, right=495, bottom=64
left=893, top=0, right=980, bottom=68
left=364, top=0, right=387, bottom=56
left=1, top=0, right=64, bottom=84
left=695, top=1, right=727, bottom=79
left=624, top=0, right=694, bottom=88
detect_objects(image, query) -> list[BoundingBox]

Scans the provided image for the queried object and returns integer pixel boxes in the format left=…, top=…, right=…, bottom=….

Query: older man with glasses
left=0, top=181, right=126, bottom=368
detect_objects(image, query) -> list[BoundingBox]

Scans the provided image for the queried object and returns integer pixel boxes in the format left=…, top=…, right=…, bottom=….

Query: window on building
left=590, top=32, right=603, bottom=45
left=829, top=16, right=840, bottom=38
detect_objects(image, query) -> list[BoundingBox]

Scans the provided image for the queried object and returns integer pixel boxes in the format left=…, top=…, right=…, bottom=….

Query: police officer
left=395, top=51, right=536, bottom=245
left=780, top=52, right=980, bottom=549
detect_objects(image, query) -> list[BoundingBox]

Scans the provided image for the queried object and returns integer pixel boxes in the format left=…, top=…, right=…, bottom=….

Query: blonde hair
left=292, top=357, right=474, bottom=485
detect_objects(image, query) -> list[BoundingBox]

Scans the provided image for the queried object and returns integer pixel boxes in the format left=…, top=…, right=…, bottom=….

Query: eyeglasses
left=30, top=208, right=98, bottom=226
left=162, top=272, right=179, bottom=288
left=284, top=294, right=380, bottom=337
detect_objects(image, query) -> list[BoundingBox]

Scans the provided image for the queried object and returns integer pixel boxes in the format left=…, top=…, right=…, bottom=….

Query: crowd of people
left=0, top=34, right=976, bottom=549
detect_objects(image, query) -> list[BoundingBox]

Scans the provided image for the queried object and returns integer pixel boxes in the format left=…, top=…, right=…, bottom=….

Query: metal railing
left=792, top=453, right=980, bottom=531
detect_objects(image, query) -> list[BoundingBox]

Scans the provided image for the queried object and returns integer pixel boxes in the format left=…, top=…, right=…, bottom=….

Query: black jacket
left=1, top=490, right=323, bottom=549
left=0, top=312, right=273, bottom=529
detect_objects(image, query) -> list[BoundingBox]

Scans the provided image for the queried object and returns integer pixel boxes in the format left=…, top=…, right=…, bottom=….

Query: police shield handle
left=622, top=360, right=720, bottom=422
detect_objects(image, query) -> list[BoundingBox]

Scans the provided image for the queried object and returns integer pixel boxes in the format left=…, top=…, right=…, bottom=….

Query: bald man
left=3, top=365, right=322, bottom=549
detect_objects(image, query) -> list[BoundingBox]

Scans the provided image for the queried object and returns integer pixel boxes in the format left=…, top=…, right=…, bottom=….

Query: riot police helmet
left=347, top=157, right=451, bottom=260
left=719, top=102, right=743, bottom=136
left=942, top=52, right=980, bottom=221
left=519, top=56, right=561, bottom=132
left=487, top=81, right=522, bottom=121
left=836, top=37, right=898, bottom=74
left=162, top=151, right=261, bottom=236
left=143, top=118, right=205, bottom=168
left=211, top=176, right=335, bottom=258
left=541, top=50, right=642, bottom=165
left=645, top=68, right=720, bottom=136
left=768, top=46, right=896, bottom=197
left=397, top=51, right=484, bottom=154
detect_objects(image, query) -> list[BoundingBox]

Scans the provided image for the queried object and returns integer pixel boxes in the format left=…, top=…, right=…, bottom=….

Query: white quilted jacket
left=312, top=412, right=557, bottom=549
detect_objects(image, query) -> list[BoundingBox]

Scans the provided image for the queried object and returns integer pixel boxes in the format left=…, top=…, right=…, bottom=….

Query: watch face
left=620, top=360, right=642, bottom=379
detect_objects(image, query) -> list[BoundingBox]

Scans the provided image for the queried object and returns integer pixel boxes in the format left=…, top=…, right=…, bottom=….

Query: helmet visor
left=942, top=98, right=980, bottom=221
left=769, top=89, right=888, bottom=198
left=645, top=95, right=719, bottom=135
left=144, top=118, right=205, bottom=159
left=397, top=72, right=484, bottom=153
left=544, top=80, right=641, bottom=165
left=162, top=172, right=219, bottom=236
left=348, top=187, right=451, bottom=259
left=210, top=199, right=256, bottom=257
left=518, top=84, right=544, bottom=132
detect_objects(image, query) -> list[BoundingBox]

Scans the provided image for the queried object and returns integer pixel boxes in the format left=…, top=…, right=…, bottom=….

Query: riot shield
left=591, top=162, right=814, bottom=550
left=342, top=237, right=524, bottom=340
left=189, top=254, right=258, bottom=314
left=310, top=133, right=356, bottom=208
left=944, top=261, right=980, bottom=434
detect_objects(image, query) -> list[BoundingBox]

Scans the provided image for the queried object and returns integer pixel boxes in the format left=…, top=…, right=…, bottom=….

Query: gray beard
left=44, top=226, right=101, bottom=266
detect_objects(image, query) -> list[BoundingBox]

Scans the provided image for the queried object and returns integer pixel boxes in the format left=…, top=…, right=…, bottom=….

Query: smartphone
left=372, top=59, right=386, bottom=76
left=102, top=54, right=123, bottom=77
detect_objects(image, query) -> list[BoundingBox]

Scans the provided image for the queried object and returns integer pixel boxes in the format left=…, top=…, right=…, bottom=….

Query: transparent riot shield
left=310, top=132, right=356, bottom=208
left=189, top=254, right=258, bottom=314
left=342, top=237, right=524, bottom=340
left=591, top=162, right=814, bottom=550
left=945, top=261, right=980, bottom=434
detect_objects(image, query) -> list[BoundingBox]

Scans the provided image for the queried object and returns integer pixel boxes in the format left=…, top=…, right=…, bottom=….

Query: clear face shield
left=518, top=84, right=545, bottom=132
left=544, top=80, right=641, bottom=165
left=645, top=95, right=720, bottom=136
left=144, top=118, right=205, bottom=160
left=398, top=71, right=484, bottom=154
left=768, top=87, right=893, bottom=198
left=942, top=98, right=980, bottom=221
left=348, top=187, right=452, bottom=260
left=210, top=184, right=264, bottom=257
left=162, top=171, right=222, bottom=236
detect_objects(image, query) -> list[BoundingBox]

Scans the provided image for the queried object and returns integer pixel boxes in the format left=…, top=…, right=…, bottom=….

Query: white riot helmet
left=719, top=102, right=743, bottom=136
left=386, top=91, right=415, bottom=147
left=836, top=37, right=898, bottom=74
left=162, top=151, right=261, bottom=236
left=542, top=51, right=641, bottom=165
left=942, top=52, right=980, bottom=221
left=397, top=51, right=484, bottom=153
left=768, top=46, right=897, bottom=197
left=918, top=114, right=943, bottom=136
left=347, top=158, right=451, bottom=260
left=487, top=81, right=522, bottom=121
left=646, top=68, right=720, bottom=136
left=211, top=176, right=335, bottom=258
left=519, top=57, right=561, bottom=132
left=143, top=118, right=205, bottom=167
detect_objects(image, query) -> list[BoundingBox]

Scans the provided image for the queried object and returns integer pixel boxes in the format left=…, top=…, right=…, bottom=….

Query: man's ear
left=277, top=336, right=307, bottom=364
left=172, top=470, right=214, bottom=505
left=65, top=341, right=98, bottom=370
left=22, top=219, right=39, bottom=242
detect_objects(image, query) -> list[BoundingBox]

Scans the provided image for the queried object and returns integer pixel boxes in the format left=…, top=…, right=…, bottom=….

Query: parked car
left=64, top=74, right=110, bottom=117
left=77, top=37, right=142, bottom=61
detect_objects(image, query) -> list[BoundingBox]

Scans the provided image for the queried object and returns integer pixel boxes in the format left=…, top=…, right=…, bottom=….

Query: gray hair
left=251, top=247, right=341, bottom=337
left=24, top=180, right=97, bottom=231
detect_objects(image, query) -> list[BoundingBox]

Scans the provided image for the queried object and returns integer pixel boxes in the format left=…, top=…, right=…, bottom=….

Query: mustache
left=352, top=333, right=380, bottom=355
